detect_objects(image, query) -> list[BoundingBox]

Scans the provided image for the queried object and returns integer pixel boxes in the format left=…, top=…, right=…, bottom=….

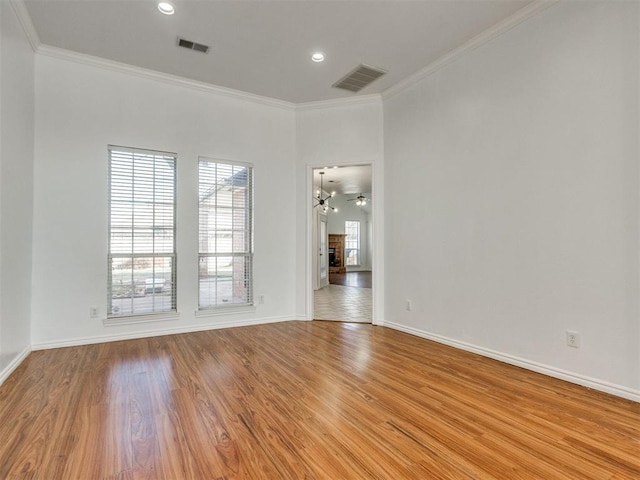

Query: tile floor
left=313, top=283, right=372, bottom=323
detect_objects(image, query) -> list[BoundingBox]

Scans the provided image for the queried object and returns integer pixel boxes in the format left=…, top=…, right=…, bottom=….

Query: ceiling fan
left=347, top=194, right=370, bottom=206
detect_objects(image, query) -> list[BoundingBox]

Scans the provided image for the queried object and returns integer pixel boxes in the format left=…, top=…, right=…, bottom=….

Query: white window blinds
left=108, top=146, right=177, bottom=317
left=198, top=158, right=253, bottom=308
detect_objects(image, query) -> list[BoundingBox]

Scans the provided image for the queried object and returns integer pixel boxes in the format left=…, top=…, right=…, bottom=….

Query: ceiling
left=24, top=0, right=532, bottom=104
left=314, top=165, right=371, bottom=196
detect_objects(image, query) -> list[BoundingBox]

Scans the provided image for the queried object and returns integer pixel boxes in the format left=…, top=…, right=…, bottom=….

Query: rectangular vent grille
left=332, top=64, right=387, bottom=92
left=177, top=37, right=209, bottom=54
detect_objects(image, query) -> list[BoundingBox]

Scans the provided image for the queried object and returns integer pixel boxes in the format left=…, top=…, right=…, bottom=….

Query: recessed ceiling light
left=311, top=52, right=325, bottom=63
left=158, top=2, right=175, bottom=15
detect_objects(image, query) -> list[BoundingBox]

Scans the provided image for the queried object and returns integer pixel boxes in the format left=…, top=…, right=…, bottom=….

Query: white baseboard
left=0, top=346, right=31, bottom=386
left=384, top=321, right=640, bottom=403
left=32, top=315, right=297, bottom=351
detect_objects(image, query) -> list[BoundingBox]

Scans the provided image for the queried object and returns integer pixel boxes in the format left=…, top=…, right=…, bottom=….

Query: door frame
left=305, top=161, right=384, bottom=324
left=317, top=213, right=329, bottom=289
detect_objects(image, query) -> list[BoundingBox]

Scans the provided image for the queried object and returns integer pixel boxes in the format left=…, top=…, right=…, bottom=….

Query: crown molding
left=9, top=0, right=40, bottom=52
left=296, top=94, right=382, bottom=112
left=36, top=44, right=384, bottom=111
left=25, top=0, right=557, bottom=110
left=36, top=44, right=296, bottom=111
left=382, top=0, right=559, bottom=101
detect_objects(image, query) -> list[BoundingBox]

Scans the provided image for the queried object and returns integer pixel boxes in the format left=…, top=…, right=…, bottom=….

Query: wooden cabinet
left=328, top=234, right=346, bottom=274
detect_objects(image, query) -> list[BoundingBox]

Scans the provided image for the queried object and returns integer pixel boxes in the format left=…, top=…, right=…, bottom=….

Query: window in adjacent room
left=108, top=146, right=177, bottom=318
left=198, top=158, right=253, bottom=309
left=345, top=220, right=360, bottom=266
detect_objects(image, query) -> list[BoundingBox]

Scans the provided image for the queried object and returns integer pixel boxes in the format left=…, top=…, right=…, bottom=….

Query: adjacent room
left=0, top=0, right=638, bottom=478
left=312, top=165, right=373, bottom=323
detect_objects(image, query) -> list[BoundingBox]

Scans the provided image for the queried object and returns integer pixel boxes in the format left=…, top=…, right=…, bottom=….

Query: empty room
left=0, top=0, right=638, bottom=478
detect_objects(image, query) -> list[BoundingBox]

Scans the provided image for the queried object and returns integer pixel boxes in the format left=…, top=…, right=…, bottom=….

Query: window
left=108, top=146, right=177, bottom=318
left=345, top=220, right=360, bottom=266
left=198, top=159, right=253, bottom=309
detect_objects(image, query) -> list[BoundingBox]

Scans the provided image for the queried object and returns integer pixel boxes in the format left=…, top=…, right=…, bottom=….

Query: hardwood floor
left=329, top=271, right=372, bottom=288
left=0, top=321, right=638, bottom=479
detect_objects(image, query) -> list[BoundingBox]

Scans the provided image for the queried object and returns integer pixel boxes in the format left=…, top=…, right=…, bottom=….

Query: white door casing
left=318, top=214, right=329, bottom=288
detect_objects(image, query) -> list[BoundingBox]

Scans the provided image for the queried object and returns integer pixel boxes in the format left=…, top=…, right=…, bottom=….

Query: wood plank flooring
left=0, top=321, right=638, bottom=479
left=329, top=271, right=372, bottom=288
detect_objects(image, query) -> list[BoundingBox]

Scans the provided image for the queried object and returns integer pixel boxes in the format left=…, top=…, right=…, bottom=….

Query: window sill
left=195, top=305, right=256, bottom=318
left=104, top=312, right=181, bottom=326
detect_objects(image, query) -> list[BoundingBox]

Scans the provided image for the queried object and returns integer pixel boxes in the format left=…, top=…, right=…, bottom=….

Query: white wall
left=31, top=54, right=297, bottom=347
left=384, top=2, right=640, bottom=396
left=0, top=2, right=34, bottom=380
left=326, top=194, right=372, bottom=271
left=9, top=0, right=638, bottom=401
left=295, top=100, right=383, bottom=317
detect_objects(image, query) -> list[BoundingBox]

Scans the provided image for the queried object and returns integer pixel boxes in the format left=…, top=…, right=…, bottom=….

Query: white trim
left=296, top=94, right=382, bottom=112
left=35, top=45, right=295, bottom=111
left=23, top=1, right=556, bottom=109
left=382, top=0, right=559, bottom=101
left=371, top=106, right=385, bottom=327
left=9, top=0, right=40, bottom=52
left=11, top=0, right=556, bottom=109
left=305, top=164, right=316, bottom=321
left=637, top=2, right=640, bottom=391
left=306, top=160, right=382, bottom=324
left=0, top=346, right=31, bottom=386
left=32, top=315, right=297, bottom=351
left=385, top=321, right=640, bottom=403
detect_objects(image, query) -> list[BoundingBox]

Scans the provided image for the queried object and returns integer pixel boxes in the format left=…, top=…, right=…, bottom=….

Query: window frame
left=198, top=157, right=254, bottom=311
left=345, top=220, right=361, bottom=267
left=107, top=145, right=178, bottom=320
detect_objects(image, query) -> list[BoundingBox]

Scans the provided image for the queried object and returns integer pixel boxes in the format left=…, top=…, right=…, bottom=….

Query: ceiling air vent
left=177, top=37, right=210, bottom=54
left=332, top=64, right=387, bottom=92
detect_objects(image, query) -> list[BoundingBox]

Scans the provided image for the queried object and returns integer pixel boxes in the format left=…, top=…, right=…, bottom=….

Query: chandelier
left=314, top=171, right=338, bottom=212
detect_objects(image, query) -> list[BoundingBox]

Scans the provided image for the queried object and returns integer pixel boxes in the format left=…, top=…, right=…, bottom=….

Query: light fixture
left=311, top=52, right=325, bottom=63
left=314, top=171, right=337, bottom=212
left=158, top=2, right=175, bottom=15
left=348, top=194, right=370, bottom=207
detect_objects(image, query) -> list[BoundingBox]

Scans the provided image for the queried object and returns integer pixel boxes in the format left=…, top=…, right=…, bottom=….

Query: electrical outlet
left=566, top=330, right=580, bottom=348
left=259, top=295, right=265, bottom=305
left=90, top=307, right=98, bottom=318
left=405, top=299, right=412, bottom=312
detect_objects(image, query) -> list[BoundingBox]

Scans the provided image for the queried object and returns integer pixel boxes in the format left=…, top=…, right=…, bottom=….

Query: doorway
left=311, top=165, right=372, bottom=323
